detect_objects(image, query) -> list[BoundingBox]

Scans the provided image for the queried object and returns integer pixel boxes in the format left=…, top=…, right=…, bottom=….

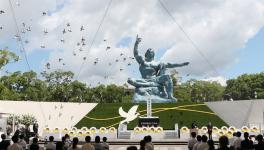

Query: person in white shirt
left=46, top=136, right=56, bottom=150
left=192, top=135, right=202, bottom=150
left=233, top=131, right=242, bottom=150
left=197, top=135, right=209, bottom=150
left=82, top=136, right=94, bottom=150
left=229, top=132, right=237, bottom=149
left=188, top=132, right=197, bottom=150
left=8, top=136, right=22, bottom=150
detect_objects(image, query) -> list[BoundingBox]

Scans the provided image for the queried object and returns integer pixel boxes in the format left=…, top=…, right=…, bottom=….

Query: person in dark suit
left=0, top=134, right=10, bottom=150
left=241, top=132, right=253, bottom=150
left=207, top=122, right=213, bottom=140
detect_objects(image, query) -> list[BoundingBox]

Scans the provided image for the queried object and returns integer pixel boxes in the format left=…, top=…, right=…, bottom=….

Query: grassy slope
left=75, top=102, right=227, bottom=129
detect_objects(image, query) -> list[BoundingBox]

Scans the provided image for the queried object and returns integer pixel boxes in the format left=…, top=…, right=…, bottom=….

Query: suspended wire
left=158, top=0, right=221, bottom=76
left=76, top=0, right=113, bottom=79
left=8, top=0, right=31, bottom=71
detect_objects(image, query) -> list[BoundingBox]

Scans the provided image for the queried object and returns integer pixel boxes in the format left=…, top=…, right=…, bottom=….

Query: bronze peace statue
left=128, top=35, right=189, bottom=103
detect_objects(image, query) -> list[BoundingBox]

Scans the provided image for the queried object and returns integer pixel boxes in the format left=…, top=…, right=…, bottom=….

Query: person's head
left=72, top=137, right=79, bottom=149
left=85, top=136, right=91, bottom=143
left=12, top=135, right=19, bottom=143
left=145, top=48, right=155, bottom=62
left=103, top=137, right=107, bottom=142
left=19, top=134, right=24, bottom=140
left=127, top=146, right=137, bottom=150
left=64, top=134, right=70, bottom=139
left=196, top=135, right=202, bottom=142
left=1, top=134, right=6, bottom=140
left=233, top=132, right=237, bottom=137
left=49, top=136, right=54, bottom=142
left=244, top=132, right=249, bottom=139
left=33, top=137, right=38, bottom=144
left=236, top=131, right=241, bottom=137
left=191, top=132, right=196, bottom=138
left=144, top=135, right=152, bottom=142
left=219, top=136, right=229, bottom=147
left=201, top=135, right=208, bottom=142
left=56, top=141, right=64, bottom=150
left=95, top=136, right=100, bottom=143
left=256, top=134, right=263, bottom=142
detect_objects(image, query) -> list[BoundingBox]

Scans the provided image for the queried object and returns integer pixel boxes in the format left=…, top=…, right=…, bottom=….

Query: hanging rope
left=158, top=0, right=221, bottom=77
left=76, top=0, right=113, bottom=79
left=8, top=0, right=31, bottom=71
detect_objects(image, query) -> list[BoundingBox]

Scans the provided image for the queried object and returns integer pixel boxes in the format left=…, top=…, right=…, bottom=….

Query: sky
left=0, top=0, right=264, bottom=86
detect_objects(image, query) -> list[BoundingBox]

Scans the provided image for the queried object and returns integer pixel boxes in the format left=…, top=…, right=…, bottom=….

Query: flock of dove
left=0, top=3, right=138, bottom=84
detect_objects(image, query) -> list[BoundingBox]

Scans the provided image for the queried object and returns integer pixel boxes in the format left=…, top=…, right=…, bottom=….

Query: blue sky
left=222, top=27, right=264, bottom=79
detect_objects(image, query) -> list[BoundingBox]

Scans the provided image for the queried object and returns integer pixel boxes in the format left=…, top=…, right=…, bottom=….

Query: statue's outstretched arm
left=134, top=35, right=144, bottom=64
left=165, top=62, right=189, bottom=68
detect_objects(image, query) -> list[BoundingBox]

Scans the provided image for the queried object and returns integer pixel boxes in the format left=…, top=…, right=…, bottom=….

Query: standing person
left=229, top=132, right=237, bottom=149
left=64, top=134, right=71, bottom=150
left=191, top=121, right=198, bottom=129
left=46, top=136, right=56, bottom=150
left=29, top=137, right=39, bottom=150
left=188, top=132, right=197, bottom=150
left=68, top=137, right=81, bottom=150
left=93, top=136, right=103, bottom=150
left=241, top=132, right=253, bottom=150
left=233, top=131, right=242, bottom=150
left=82, top=136, right=94, bottom=150
left=56, top=141, right=64, bottom=150
left=254, top=134, right=264, bottom=150
left=7, top=136, right=22, bottom=150
left=18, top=134, right=27, bottom=150
left=101, top=137, right=109, bottom=150
left=193, top=135, right=202, bottom=150
left=207, top=122, right=213, bottom=140
left=197, top=135, right=209, bottom=150
left=0, top=134, right=10, bottom=150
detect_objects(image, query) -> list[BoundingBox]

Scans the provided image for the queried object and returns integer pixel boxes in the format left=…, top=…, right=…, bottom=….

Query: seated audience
left=56, top=141, right=64, bottom=150
left=241, top=132, right=253, bottom=150
left=207, top=139, right=215, bottom=150
left=0, top=134, right=10, bottom=150
left=8, top=136, right=22, bottom=150
left=144, top=135, right=153, bottom=150
left=218, top=136, right=230, bottom=150
left=197, top=135, right=209, bottom=150
left=101, top=137, right=109, bottom=150
left=192, top=135, right=202, bottom=150
left=18, top=134, right=26, bottom=150
left=46, top=136, right=56, bottom=150
left=254, top=134, right=264, bottom=150
left=127, top=146, right=137, bottom=150
left=93, top=136, right=103, bottom=150
left=188, top=132, right=197, bottom=150
left=29, top=137, right=39, bottom=150
left=233, top=131, right=242, bottom=150
left=139, top=140, right=145, bottom=150
left=69, top=137, right=81, bottom=150
left=82, top=136, right=94, bottom=150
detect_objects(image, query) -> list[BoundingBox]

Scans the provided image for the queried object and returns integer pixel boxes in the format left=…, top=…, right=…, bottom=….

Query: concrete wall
left=206, top=99, right=264, bottom=128
left=0, top=101, right=97, bottom=134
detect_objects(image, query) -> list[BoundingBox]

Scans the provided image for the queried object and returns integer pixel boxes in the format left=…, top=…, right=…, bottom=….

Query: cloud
left=202, top=76, right=227, bottom=86
left=1, top=0, right=264, bottom=86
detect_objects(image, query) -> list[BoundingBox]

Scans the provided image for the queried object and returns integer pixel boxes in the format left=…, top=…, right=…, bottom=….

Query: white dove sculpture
left=119, top=105, right=140, bottom=125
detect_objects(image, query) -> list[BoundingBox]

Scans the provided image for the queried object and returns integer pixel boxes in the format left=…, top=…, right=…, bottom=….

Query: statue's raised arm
left=165, top=62, right=189, bottom=68
left=134, top=35, right=144, bottom=65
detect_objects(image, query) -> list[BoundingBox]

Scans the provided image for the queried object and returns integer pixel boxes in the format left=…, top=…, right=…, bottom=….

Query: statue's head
left=145, top=48, right=155, bottom=62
